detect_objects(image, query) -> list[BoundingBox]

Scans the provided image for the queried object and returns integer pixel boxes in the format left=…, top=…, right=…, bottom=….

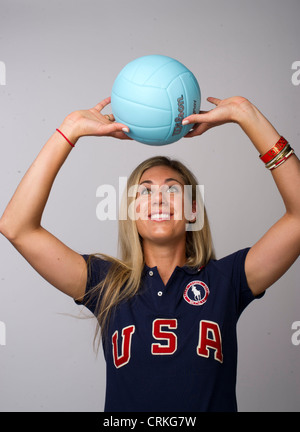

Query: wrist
left=234, top=100, right=281, bottom=155
left=231, top=98, right=258, bottom=125
left=58, top=114, right=82, bottom=145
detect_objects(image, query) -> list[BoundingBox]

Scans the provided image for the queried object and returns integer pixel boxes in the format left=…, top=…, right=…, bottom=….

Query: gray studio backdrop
left=0, top=0, right=299, bottom=412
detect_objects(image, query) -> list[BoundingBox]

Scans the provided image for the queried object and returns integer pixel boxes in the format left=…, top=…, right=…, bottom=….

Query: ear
left=187, top=200, right=197, bottom=223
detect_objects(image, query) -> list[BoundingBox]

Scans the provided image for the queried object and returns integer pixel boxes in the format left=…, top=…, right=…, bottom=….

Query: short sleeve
left=74, top=254, right=111, bottom=315
left=216, top=248, right=265, bottom=317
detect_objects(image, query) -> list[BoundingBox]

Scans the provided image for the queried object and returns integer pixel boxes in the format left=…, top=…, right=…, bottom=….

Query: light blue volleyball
left=111, top=55, right=201, bottom=146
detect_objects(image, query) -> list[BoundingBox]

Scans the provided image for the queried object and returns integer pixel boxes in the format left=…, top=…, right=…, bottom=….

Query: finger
left=184, top=122, right=214, bottom=138
left=207, top=97, right=221, bottom=106
left=99, top=122, right=130, bottom=135
left=99, top=122, right=132, bottom=140
left=93, top=97, right=111, bottom=112
left=184, top=125, right=201, bottom=138
left=182, top=111, right=212, bottom=125
left=104, top=114, right=115, bottom=122
left=113, top=131, right=133, bottom=140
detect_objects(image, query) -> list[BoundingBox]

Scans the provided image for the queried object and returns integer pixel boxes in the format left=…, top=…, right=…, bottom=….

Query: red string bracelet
left=56, top=128, right=75, bottom=148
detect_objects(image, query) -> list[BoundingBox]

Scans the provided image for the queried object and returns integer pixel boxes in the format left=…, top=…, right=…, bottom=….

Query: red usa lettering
left=112, top=325, right=135, bottom=368
left=152, top=318, right=177, bottom=355
left=112, top=319, right=223, bottom=368
left=197, top=320, right=223, bottom=363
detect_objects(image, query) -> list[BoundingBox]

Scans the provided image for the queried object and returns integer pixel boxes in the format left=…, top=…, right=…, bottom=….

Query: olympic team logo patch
left=183, top=280, right=210, bottom=306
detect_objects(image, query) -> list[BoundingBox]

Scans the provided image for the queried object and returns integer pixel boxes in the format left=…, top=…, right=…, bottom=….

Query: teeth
left=151, top=213, right=170, bottom=220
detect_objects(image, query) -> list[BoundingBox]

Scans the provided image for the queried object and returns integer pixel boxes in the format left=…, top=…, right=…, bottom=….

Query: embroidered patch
left=183, top=280, right=210, bottom=306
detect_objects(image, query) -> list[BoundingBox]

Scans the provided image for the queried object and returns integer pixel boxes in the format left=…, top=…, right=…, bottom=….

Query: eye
left=139, top=186, right=152, bottom=195
left=167, top=184, right=181, bottom=193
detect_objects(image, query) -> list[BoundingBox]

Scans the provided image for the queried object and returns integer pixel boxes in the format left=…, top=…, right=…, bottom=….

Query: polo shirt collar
left=143, top=263, right=204, bottom=276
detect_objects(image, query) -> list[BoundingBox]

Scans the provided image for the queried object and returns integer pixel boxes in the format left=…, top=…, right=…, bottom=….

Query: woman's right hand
left=59, top=97, right=130, bottom=144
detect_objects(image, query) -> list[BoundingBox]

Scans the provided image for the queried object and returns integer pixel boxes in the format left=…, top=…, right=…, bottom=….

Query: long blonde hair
left=84, top=156, right=215, bottom=348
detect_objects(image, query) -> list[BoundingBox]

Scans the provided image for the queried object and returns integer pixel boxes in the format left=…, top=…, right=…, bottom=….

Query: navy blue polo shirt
left=76, top=247, right=263, bottom=412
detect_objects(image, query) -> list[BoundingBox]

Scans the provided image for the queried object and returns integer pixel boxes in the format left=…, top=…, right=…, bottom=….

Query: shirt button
left=149, top=270, right=154, bottom=276
left=157, top=291, right=163, bottom=296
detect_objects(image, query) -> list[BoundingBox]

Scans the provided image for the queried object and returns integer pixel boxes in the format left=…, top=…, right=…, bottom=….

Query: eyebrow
left=139, top=177, right=184, bottom=186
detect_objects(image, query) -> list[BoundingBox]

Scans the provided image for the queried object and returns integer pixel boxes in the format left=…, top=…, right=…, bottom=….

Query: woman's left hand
left=183, top=96, right=253, bottom=137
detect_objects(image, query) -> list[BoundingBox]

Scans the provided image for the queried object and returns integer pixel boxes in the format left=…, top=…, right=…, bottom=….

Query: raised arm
left=183, top=97, right=300, bottom=296
left=0, top=98, right=129, bottom=300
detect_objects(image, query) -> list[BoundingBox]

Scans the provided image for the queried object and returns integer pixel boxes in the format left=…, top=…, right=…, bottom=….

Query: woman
left=0, top=96, right=299, bottom=412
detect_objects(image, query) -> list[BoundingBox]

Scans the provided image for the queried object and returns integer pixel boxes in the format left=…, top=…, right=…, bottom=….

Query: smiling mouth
left=149, top=213, right=172, bottom=221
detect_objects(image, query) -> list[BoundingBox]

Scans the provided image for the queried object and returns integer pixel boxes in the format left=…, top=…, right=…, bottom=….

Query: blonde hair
left=85, top=156, right=215, bottom=348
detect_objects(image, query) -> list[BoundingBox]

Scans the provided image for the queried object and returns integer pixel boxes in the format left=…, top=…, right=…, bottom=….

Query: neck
left=143, top=240, right=186, bottom=285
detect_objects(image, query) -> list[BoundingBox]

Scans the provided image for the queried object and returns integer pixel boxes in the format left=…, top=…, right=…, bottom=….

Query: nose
left=151, top=186, right=167, bottom=206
